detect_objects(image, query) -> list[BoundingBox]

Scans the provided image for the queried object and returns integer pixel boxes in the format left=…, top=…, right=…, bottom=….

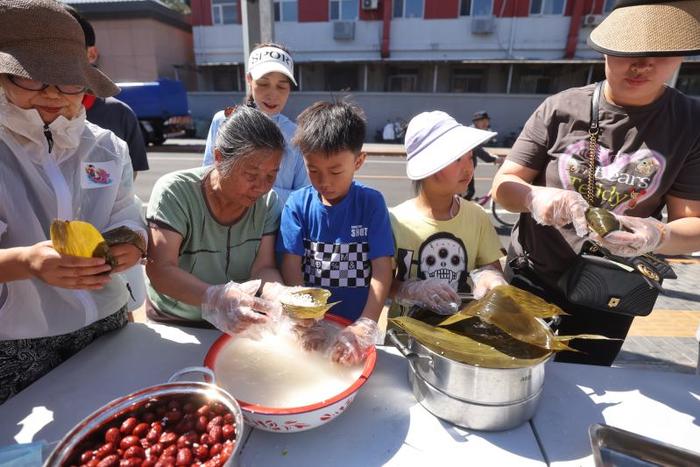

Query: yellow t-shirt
left=389, top=199, right=504, bottom=296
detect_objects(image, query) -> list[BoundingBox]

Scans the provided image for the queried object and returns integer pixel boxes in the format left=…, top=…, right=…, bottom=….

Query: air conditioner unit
left=333, top=21, right=355, bottom=40
left=583, top=15, right=604, bottom=27
left=471, top=16, right=495, bottom=35
left=361, top=0, right=379, bottom=10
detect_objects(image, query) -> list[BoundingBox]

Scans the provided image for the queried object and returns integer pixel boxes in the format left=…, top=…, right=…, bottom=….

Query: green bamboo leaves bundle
left=390, top=285, right=610, bottom=368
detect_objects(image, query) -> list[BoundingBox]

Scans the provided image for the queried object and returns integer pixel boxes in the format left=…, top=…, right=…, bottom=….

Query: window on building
left=451, top=69, right=485, bottom=92
left=325, top=63, right=359, bottom=91
left=512, top=65, right=553, bottom=94
left=212, top=0, right=238, bottom=24
left=330, top=0, right=358, bottom=20
left=393, top=0, right=423, bottom=18
left=460, top=0, right=493, bottom=16
left=676, top=63, right=700, bottom=96
left=387, top=68, right=418, bottom=92
left=603, top=0, right=616, bottom=13
left=530, top=0, right=566, bottom=15
left=274, top=0, right=298, bottom=22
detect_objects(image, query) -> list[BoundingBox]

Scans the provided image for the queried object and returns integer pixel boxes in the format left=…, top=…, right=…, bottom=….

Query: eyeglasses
left=7, top=75, right=86, bottom=95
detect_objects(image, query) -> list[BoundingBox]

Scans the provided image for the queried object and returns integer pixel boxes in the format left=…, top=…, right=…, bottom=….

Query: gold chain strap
left=586, top=126, right=599, bottom=206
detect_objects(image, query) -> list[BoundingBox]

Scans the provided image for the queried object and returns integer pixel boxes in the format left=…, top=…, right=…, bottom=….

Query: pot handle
left=386, top=329, right=433, bottom=366
left=168, top=366, right=216, bottom=384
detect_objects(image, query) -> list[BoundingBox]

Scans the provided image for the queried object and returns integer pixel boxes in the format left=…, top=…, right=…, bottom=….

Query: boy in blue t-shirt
left=277, top=101, right=394, bottom=365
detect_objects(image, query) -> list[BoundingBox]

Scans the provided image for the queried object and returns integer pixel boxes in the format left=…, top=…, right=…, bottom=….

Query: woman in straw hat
left=0, top=0, right=145, bottom=403
left=492, top=0, right=700, bottom=366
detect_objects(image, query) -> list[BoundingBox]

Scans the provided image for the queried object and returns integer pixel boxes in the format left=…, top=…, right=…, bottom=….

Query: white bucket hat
left=404, top=111, right=497, bottom=180
left=247, top=46, right=297, bottom=86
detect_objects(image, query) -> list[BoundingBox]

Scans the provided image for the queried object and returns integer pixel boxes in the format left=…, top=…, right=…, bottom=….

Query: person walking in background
left=463, top=110, right=499, bottom=201
left=65, top=5, right=149, bottom=180
left=492, top=0, right=700, bottom=366
left=202, top=43, right=308, bottom=205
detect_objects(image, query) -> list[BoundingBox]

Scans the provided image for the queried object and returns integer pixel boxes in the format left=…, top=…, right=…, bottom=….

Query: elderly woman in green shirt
left=146, top=106, right=291, bottom=334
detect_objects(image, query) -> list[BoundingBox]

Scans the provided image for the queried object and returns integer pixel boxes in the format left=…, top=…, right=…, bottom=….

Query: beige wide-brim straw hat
left=0, top=0, right=119, bottom=97
left=588, top=0, right=700, bottom=57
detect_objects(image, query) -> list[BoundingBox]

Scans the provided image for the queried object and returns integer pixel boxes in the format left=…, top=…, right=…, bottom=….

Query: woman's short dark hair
left=293, top=100, right=366, bottom=156
left=215, top=106, right=286, bottom=176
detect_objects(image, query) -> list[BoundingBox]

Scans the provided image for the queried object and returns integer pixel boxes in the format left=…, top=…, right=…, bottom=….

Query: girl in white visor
left=203, top=43, right=309, bottom=205
left=390, top=111, right=507, bottom=316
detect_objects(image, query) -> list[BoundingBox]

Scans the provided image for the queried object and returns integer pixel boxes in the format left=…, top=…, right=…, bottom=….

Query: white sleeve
left=103, top=138, right=147, bottom=242
left=0, top=219, right=6, bottom=239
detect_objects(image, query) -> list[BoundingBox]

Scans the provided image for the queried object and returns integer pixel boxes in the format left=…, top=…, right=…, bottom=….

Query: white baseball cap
left=247, top=46, right=297, bottom=86
left=404, top=111, right=497, bottom=180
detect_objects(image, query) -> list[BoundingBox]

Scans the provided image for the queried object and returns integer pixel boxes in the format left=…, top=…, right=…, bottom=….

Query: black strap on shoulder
left=590, top=81, right=604, bottom=134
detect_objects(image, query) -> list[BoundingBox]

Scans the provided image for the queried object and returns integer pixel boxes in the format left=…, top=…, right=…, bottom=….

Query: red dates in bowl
left=45, top=369, right=244, bottom=467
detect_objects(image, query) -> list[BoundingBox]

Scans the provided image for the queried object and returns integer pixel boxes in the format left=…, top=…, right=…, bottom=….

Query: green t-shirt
left=146, top=167, right=281, bottom=320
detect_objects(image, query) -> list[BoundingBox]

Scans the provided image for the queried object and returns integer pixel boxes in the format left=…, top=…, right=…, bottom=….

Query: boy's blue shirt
left=277, top=181, right=395, bottom=321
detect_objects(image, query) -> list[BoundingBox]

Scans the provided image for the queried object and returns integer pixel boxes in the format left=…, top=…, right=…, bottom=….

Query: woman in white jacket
left=0, top=0, right=145, bottom=404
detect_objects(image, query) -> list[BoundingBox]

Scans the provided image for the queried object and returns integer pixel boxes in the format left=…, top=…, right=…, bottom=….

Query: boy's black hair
left=64, top=5, right=96, bottom=48
left=293, top=100, right=366, bottom=156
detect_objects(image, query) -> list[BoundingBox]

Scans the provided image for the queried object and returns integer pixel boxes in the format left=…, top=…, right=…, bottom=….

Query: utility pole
left=241, top=0, right=275, bottom=75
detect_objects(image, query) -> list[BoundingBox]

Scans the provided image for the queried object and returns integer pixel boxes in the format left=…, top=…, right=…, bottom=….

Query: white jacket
left=0, top=91, right=145, bottom=340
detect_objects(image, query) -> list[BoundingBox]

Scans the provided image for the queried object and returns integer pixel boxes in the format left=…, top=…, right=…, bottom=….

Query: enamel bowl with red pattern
left=204, top=315, right=376, bottom=433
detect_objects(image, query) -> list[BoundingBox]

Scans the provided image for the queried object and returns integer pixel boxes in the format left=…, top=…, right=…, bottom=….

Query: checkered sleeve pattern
left=302, top=239, right=371, bottom=288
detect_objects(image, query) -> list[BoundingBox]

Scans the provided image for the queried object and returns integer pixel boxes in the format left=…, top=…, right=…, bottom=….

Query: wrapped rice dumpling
left=280, top=288, right=339, bottom=320
left=50, top=220, right=116, bottom=267
left=102, top=226, right=147, bottom=256
left=586, top=207, right=623, bottom=237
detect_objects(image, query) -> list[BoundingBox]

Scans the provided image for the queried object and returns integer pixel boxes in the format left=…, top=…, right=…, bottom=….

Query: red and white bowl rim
left=204, top=314, right=377, bottom=416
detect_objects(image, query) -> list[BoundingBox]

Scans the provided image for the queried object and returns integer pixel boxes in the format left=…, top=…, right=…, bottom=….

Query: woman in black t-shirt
left=492, top=0, right=700, bottom=366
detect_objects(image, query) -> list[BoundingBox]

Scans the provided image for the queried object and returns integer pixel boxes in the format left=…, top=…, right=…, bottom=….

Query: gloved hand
left=594, top=215, right=667, bottom=257
left=330, top=317, right=379, bottom=366
left=525, top=187, right=589, bottom=237
left=294, top=320, right=332, bottom=352
left=395, top=278, right=461, bottom=315
left=201, top=280, right=282, bottom=338
left=470, top=265, right=508, bottom=299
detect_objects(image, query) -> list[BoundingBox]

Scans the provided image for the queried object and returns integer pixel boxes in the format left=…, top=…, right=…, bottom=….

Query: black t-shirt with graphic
left=508, top=84, right=700, bottom=287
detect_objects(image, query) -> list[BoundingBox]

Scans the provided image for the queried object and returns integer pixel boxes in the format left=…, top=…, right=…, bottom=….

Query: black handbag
left=556, top=82, right=675, bottom=317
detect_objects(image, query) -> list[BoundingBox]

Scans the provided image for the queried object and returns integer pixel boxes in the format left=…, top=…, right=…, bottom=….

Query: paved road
left=138, top=143, right=699, bottom=374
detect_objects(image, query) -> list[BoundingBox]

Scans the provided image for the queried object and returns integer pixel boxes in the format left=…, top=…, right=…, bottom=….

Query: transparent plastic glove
left=525, top=186, right=589, bottom=237
left=201, top=280, right=282, bottom=337
left=395, top=278, right=461, bottom=315
left=294, top=320, right=332, bottom=352
left=470, top=265, right=508, bottom=300
left=330, top=317, right=379, bottom=366
left=595, top=215, right=667, bottom=257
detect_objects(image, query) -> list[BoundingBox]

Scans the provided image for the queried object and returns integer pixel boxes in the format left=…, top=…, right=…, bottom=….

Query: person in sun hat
left=388, top=110, right=507, bottom=318
left=0, top=0, right=146, bottom=403
left=492, top=0, right=700, bottom=366
left=202, top=43, right=309, bottom=205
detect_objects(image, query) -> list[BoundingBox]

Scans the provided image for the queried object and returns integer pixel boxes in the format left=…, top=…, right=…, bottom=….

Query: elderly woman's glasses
left=7, top=75, right=86, bottom=95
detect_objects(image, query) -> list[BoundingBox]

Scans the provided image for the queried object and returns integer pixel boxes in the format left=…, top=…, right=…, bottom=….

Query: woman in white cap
left=492, top=0, right=700, bottom=366
left=202, top=43, right=309, bottom=205
left=390, top=111, right=507, bottom=315
left=0, top=0, right=145, bottom=403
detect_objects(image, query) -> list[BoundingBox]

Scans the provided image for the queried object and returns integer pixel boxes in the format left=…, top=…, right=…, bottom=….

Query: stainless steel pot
left=44, top=367, right=245, bottom=467
left=388, top=329, right=547, bottom=431
left=408, top=361, right=542, bottom=431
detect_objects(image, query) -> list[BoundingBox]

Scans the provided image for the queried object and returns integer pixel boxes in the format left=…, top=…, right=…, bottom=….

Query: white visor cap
left=247, top=46, right=297, bottom=86
left=405, top=111, right=497, bottom=180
